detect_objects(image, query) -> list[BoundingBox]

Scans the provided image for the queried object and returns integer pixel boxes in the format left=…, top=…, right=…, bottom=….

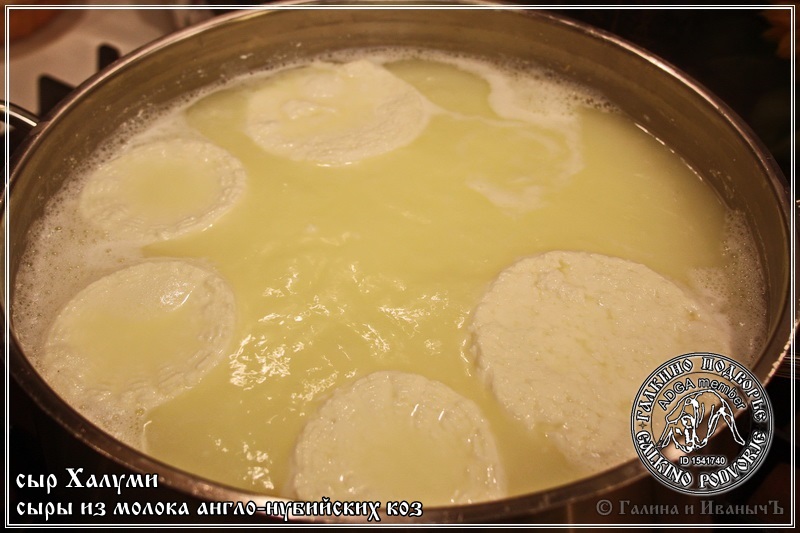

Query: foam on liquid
left=12, top=49, right=768, bottom=502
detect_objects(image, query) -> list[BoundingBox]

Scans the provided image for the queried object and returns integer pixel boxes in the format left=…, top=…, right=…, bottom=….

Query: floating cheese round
left=290, top=371, right=506, bottom=506
left=41, top=261, right=236, bottom=432
left=470, top=251, right=732, bottom=471
left=244, top=60, right=431, bottom=166
left=79, top=138, right=246, bottom=242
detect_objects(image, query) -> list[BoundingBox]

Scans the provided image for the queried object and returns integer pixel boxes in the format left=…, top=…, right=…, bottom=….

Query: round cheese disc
left=79, top=138, right=246, bottom=242
left=290, top=371, right=506, bottom=506
left=244, top=60, right=432, bottom=166
left=470, top=251, right=732, bottom=471
left=41, top=260, right=237, bottom=438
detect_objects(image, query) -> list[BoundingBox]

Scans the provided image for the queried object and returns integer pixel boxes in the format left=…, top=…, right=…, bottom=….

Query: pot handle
left=2, top=101, right=39, bottom=158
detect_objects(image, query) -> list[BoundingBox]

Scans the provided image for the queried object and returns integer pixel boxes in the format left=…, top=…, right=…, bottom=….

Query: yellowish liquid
left=16, top=54, right=763, bottom=502
left=143, top=58, right=730, bottom=496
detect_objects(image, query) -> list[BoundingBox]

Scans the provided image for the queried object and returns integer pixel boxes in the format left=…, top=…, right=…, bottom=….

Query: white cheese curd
left=78, top=138, right=246, bottom=243
left=243, top=59, right=432, bottom=166
left=290, top=371, right=506, bottom=505
left=470, top=251, right=733, bottom=471
left=40, top=260, right=236, bottom=445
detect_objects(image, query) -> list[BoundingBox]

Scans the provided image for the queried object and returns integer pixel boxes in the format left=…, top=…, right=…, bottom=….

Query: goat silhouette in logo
left=658, top=389, right=746, bottom=453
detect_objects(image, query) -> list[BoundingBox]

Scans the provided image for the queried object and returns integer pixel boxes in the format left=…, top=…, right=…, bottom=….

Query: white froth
left=38, top=260, right=236, bottom=446
left=470, top=251, right=733, bottom=472
left=483, top=75, right=585, bottom=204
left=78, top=137, right=246, bottom=243
left=290, top=371, right=506, bottom=505
left=244, top=59, right=432, bottom=166
left=460, top=120, right=580, bottom=213
left=13, top=192, right=142, bottom=357
left=435, top=55, right=602, bottom=212
left=689, top=211, right=768, bottom=360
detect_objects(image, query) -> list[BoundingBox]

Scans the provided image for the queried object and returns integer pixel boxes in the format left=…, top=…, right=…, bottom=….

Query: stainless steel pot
left=4, top=3, right=792, bottom=524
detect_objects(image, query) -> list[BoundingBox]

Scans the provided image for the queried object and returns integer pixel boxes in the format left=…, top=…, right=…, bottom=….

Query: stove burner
left=38, top=44, right=120, bottom=117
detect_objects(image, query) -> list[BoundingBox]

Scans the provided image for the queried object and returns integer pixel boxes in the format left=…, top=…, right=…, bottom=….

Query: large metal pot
left=4, top=3, right=792, bottom=524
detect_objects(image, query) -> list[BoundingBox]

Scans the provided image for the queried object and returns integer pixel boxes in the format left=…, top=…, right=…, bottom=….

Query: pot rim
left=4, top=3, right=793, bottom=524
